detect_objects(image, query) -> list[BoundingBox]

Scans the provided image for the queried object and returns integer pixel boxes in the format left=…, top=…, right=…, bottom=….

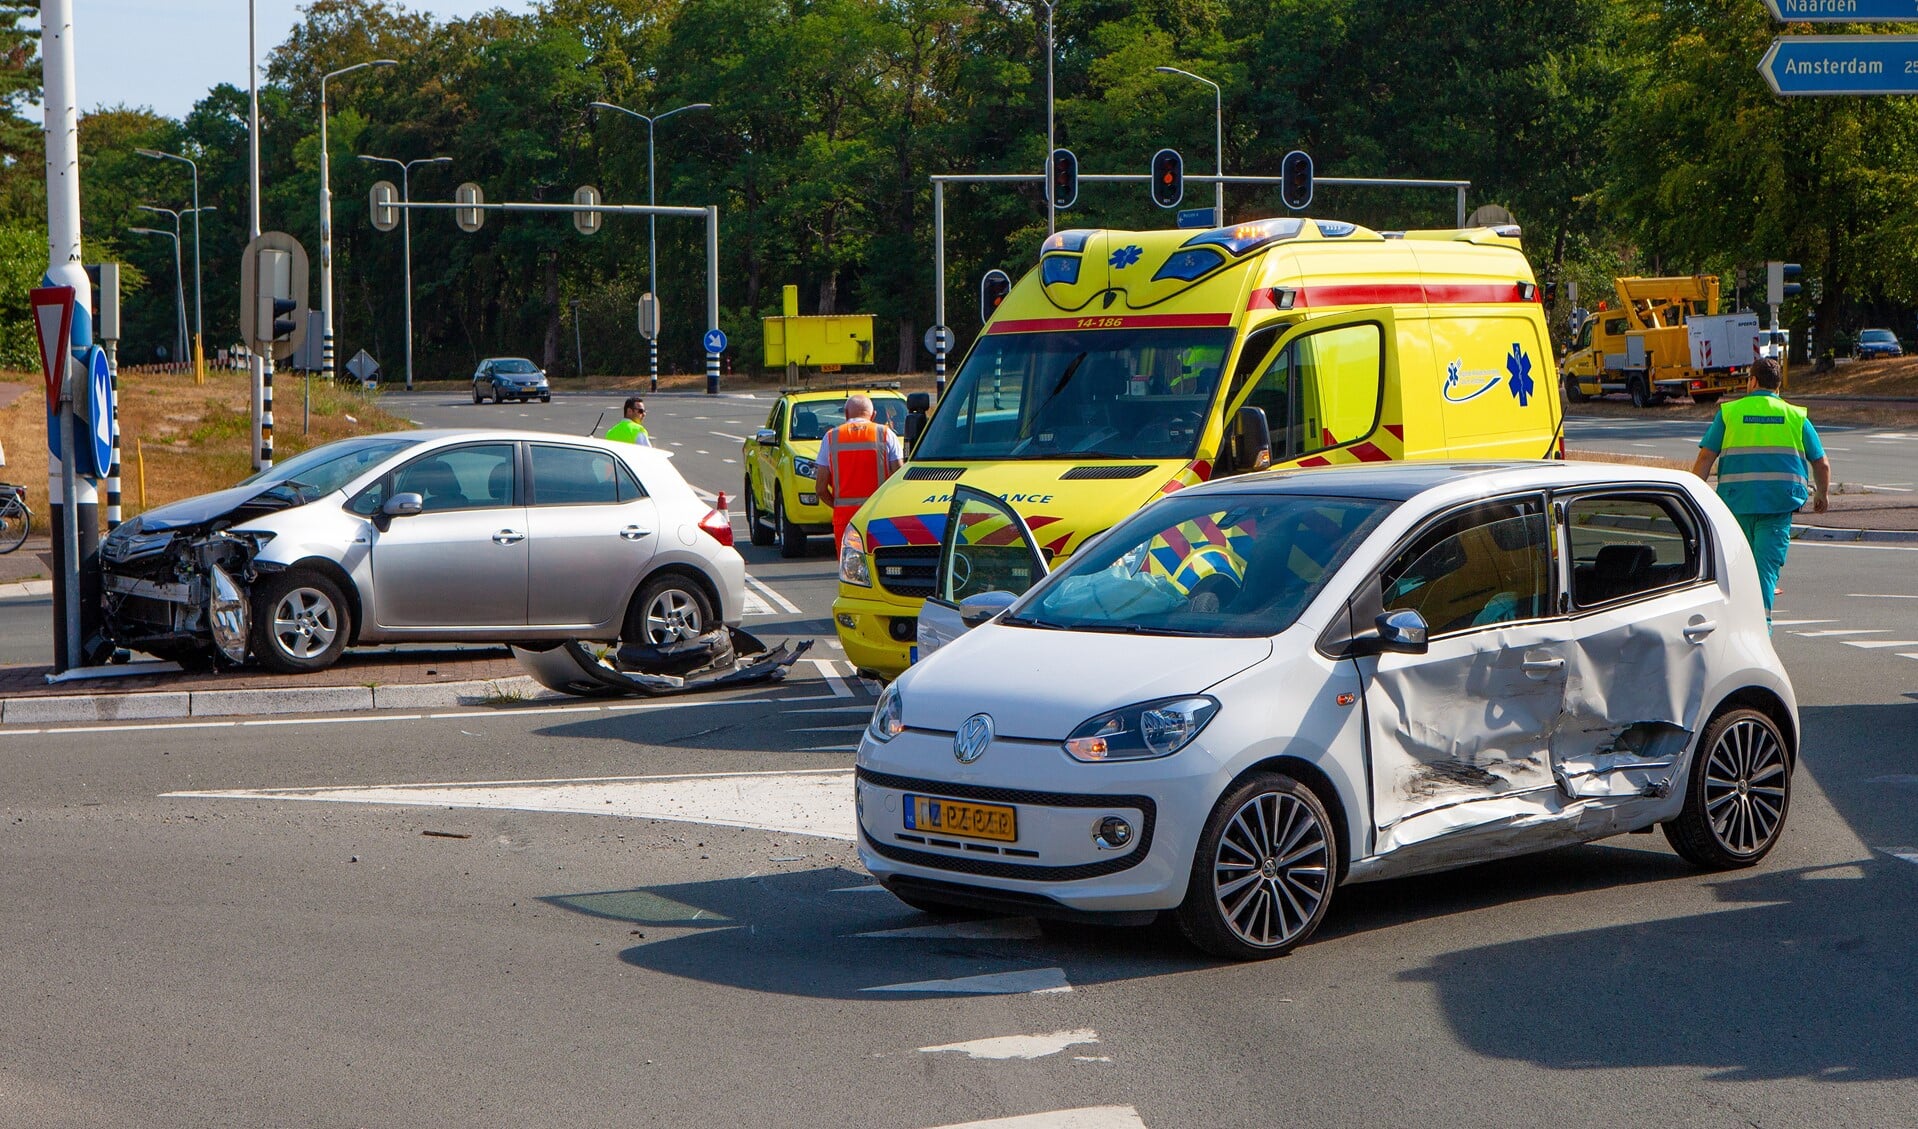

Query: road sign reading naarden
left=1760, top=36, right=1918, bottom=96
left=1763, top=0, right=1918, bottom=21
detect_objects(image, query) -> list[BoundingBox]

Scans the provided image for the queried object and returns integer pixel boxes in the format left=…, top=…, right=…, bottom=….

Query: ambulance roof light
left=1042, top=229, right=1096, bottom=254
left=1181, top=217, right=1304, bottom=256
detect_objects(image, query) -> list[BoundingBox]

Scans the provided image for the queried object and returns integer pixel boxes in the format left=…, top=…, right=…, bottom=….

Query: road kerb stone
left=371, top=677, right=553, bottom=710
left=189, top=686, right=375, bottom=717
left=3, top=692, right=192, bottom=725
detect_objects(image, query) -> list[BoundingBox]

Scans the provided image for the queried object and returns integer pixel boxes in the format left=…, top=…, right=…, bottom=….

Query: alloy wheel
left=1211, top=790, right=1331, bottom=950
left=272, top=587, right=339, bottom=660
left=1703, top=716, right=1789, bottom=856
left=643, top=587, right=704, bottom=644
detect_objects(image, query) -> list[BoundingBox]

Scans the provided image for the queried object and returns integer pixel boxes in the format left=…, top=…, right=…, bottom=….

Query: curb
left=0, top=674, right=555, bottom=726
left=1792, top=524, right=1918, bottom=544
left=0, top=580, right=52, bottom=600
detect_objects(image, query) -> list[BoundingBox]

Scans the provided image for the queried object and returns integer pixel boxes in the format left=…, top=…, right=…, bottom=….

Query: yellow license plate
left=903, top=794, right=1017, bottom=843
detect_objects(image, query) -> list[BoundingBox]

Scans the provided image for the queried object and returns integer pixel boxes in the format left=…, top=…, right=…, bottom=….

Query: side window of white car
left=529, top=444, right=621, bottom=506
left=1564, top=493, right=1705, bottom=608
left=1380, top=498, right=1552, bottom=636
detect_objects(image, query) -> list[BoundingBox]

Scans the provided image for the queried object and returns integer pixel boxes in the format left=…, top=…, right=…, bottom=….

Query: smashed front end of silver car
left=99, top=520, right=267, bottom=664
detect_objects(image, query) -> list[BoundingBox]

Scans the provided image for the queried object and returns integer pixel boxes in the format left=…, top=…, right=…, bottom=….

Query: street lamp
left=589, top=98, right=712, bottom=392
left=319, top=59, right=398, bottom=389
left=1154, top=65, right=1224, bottom=222
left=1034, top=1, right=1060, bottom=234
left=130, top=225, right=186, bottom=368
left=138, top=203, right=214, bottom=383
left=135, top=147, right=205, bottom=376
left=358, top=153, right=451, bottom=392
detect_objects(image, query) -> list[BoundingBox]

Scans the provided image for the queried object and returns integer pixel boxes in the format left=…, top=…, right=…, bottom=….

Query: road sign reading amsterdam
left=1763, top=0, right=1918, bottom=20
left=1760, top=36, right=1918, bottom=96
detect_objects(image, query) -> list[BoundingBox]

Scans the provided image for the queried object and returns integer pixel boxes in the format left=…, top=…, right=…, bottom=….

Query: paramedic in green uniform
left=1691, top=357, right=1830, bottom=624
left=606, top=397, right=651, bottom=446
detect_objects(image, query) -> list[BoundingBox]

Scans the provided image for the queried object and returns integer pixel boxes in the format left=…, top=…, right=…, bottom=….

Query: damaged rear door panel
left=1551, top=490, right=1720, bottom=802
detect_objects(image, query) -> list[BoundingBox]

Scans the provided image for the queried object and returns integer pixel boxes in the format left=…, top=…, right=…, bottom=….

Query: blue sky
left=57, top=1, right=535, bottom=121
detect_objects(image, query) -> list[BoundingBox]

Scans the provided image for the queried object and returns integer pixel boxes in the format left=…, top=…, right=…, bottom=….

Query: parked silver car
left=100, top=430, right=743, bottom=672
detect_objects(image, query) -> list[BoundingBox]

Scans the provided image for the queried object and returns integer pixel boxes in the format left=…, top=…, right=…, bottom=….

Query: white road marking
left=921, top=1108, right=1145, bottom=1129
left=240, top=714, right=424, bottom=727
left=1792, top=629, right=1886, bottom=638
left=1848, top=593, right=1918, bottom=599
left=797, top=744, right=858, bottom=752
left=696, top=449, right=710, bottom=455
left=166, top=767, right=859, bottom=841
left=862, top=967, right=1072, bottom=995
left=743, top=589, right=775, bottom=616
left=859, top=918, right=1041, bottom=941
left=919, top=1029, right=1099, bottom=1061
left=745, top=574, right=802, bottom=613
left=1897, top=653, right=1918, bottom=661
left=1886, top=847, right=1918, bottom=867
left=794, top=724, right=869, bottom=734
left=786, top=705, right=874, bottom=715
left=809, top=658, right=852, bottom=698
left=711, top=431, right=748, bottom=442
left=833, top=884, right=889, bottom=893
left=1842, top=639, right=1918, bottom=649
left=723, top=458, right=737, bottom=464
left=1768, top=619, right=1834, bottom=627
left=1862, top=484, right=1914, bottom=493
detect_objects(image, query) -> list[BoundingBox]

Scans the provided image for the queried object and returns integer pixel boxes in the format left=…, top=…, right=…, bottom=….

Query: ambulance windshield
left=915, top=327, right=1233, bottom=461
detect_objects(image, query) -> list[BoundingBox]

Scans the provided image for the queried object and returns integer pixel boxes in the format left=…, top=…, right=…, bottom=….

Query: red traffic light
left=1150, top=148, right=1183, bottom=209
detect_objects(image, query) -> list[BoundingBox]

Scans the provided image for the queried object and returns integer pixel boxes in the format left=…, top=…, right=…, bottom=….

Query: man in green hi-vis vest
left=606, top=397, right=652, bottom=446
left=1691, top=357, right=1831, bottom=627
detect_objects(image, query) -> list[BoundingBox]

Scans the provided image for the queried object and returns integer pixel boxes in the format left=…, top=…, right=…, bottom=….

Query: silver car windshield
left=238, top=436, right=422, bottom=504
left=1005, top=493, right=1392, bottom=638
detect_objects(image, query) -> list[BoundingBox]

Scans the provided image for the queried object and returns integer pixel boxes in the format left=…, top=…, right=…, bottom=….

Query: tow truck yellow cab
left=833, top=216, right=1564, bottom=679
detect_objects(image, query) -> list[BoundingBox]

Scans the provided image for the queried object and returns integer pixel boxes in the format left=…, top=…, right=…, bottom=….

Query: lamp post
left=358, top=154, right=450, bottom=392
left=135, top=148, right=205, bottom=377
left=319, top=59, right=398, bottom=390
left=130, top=225, right=185, bottom=368
left=589, top=98, right=712, bottom=392
left=1034, top=1, right=1060, bottom=234
left=1154, top=65, right=1224, bottom=222
left=138, top=203, right=214, bottom=381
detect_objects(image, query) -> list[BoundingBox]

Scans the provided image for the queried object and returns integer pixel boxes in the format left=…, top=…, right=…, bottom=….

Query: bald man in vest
left=816, top=393, right=905, bottom=550
left=1692, top=356, right=1831, bottom=626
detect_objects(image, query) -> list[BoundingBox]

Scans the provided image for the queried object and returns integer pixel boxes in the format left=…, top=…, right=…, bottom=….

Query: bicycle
left=0, top=482, right=31, bottom=554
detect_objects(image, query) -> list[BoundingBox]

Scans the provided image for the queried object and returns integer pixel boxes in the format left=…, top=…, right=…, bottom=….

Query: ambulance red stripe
left=986, top=313, right=1234, bottom=334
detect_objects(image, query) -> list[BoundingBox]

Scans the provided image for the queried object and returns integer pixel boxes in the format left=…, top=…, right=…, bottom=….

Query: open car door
left=915, top=485, right=1049, bottom=662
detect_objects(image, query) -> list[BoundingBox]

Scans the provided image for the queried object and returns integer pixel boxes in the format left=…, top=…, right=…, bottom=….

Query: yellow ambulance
left=833, top=216, right=1564, bottom=678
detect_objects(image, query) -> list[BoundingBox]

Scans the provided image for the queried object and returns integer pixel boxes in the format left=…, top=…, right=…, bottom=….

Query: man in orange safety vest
left=815, top=393, right=905, bottom=549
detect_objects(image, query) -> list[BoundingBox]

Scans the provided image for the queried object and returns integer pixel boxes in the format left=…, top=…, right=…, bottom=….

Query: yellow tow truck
left=1560, top=276, right=1759, bottom=407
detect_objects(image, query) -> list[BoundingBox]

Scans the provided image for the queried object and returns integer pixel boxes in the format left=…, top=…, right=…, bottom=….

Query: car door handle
left=1684, top=619, right=1716, bottom=643
left=620, top=525, right=650, bottom=541
left=493, top=529, right=525, bottom=545
left=1522, top=656, right=1565, bottom=678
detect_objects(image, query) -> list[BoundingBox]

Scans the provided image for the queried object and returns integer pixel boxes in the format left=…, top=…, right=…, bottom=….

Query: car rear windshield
left=1004, top=492, right=1393, bottom=638
left=913, top=327, right=1233, bottom=461
left=789, top=397, right=907, bottom=440
left=493, top=359, right=540, bottom=374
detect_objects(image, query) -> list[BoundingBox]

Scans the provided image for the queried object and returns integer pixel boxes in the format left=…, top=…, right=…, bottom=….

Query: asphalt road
left=4, top=390, right=1916, bottom=1127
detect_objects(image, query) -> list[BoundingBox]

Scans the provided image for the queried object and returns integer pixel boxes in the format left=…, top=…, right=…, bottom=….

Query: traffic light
left=241, top=234, right=309, bottom=361
left=1767, top=261, right=1802, bottom=306
left=1150, top=148, right=1183, bottom=209
left=980, top=269, right=1012, bottom=325
left=258, top=249, right=298, bottom=344
left=1280, top=149, right=1314, bottom=211
left=1049, top=148, right=1078, bottom=211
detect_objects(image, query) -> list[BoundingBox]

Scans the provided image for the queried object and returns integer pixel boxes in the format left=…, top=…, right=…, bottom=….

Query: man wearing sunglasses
left=606, top=397, right=653, bottom=446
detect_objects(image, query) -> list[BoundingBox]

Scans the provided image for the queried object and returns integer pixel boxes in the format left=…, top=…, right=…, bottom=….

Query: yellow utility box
left=764, top=284, right=875, bottom=368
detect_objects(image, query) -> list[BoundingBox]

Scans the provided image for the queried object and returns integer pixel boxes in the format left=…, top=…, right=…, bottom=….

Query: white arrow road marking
left=1842, top=639, right=1918, bottom=649
left=863, top=967, right=1071, bottom=995
left=921, top=1108, right=1145, bottom=1129
left=165, top=767, right=857, bottom=841
left=858, top=918, right=1041, bottom=941
left=919, top=1029, right=1099, bottom=1061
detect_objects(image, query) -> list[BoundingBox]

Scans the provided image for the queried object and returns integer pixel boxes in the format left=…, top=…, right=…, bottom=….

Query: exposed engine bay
left=98, top=493, right=287, bottom=666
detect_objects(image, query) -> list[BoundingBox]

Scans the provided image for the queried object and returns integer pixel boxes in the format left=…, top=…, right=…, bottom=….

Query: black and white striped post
left=650, top=337, right=658, bottom=393
left=261, top=354, right=275, bottom=467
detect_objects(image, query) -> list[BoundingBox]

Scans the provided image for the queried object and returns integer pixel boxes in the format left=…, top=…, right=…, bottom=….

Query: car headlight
left=839, top=526, right=871, bottom=587
left=867, top=684, right=904, bottom=743
left=1063, top=696, right=1219, bottom=763
left=792, top=456, right=817, bottom=480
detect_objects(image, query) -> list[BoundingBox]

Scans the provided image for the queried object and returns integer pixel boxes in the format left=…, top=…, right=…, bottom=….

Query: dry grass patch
left=0, top=367, right=411, bottom=538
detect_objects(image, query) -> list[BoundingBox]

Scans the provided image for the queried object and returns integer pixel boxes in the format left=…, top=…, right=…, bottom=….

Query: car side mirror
left=755, top=428, right=779, bottom=446
left=1374, top=609, right=1429, bottom=654
left=1228, top=405, right=1273, bottom=474
left=959, top=590, right=1017, bottom=629
left=373, top=492, right=423, bottom=531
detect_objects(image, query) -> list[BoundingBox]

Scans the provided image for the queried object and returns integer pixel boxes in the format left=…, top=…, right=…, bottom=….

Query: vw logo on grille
left=953, top=713, right=994, bottom=764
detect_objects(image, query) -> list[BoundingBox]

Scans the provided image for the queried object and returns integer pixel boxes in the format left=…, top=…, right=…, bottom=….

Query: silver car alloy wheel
left=272, top=586, right=340, bottom=660
left=643, top=587, right=704, bottom=645
left=1704, top=716, right=1789, bottom=856
left=1212, top=790, right=1330, bottom=950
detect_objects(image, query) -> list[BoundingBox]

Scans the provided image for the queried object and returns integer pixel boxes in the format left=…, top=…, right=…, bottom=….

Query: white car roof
left=1180, top=459, right=1703, bottom=506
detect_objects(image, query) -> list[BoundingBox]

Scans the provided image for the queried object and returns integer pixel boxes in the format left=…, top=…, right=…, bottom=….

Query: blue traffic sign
left=84, top=346, right=113, bottom=478
left=1176, top=208, right=1218, bottom=229
left=1760, top=36, right=1918, bottom=96
left=1763, top=0, right=1918, bottom=21
left=703, top=327, right=728, bottom=355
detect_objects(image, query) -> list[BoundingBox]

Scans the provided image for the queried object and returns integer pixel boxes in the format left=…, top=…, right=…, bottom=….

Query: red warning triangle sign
left=31, top=285, right=76, bottom=412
